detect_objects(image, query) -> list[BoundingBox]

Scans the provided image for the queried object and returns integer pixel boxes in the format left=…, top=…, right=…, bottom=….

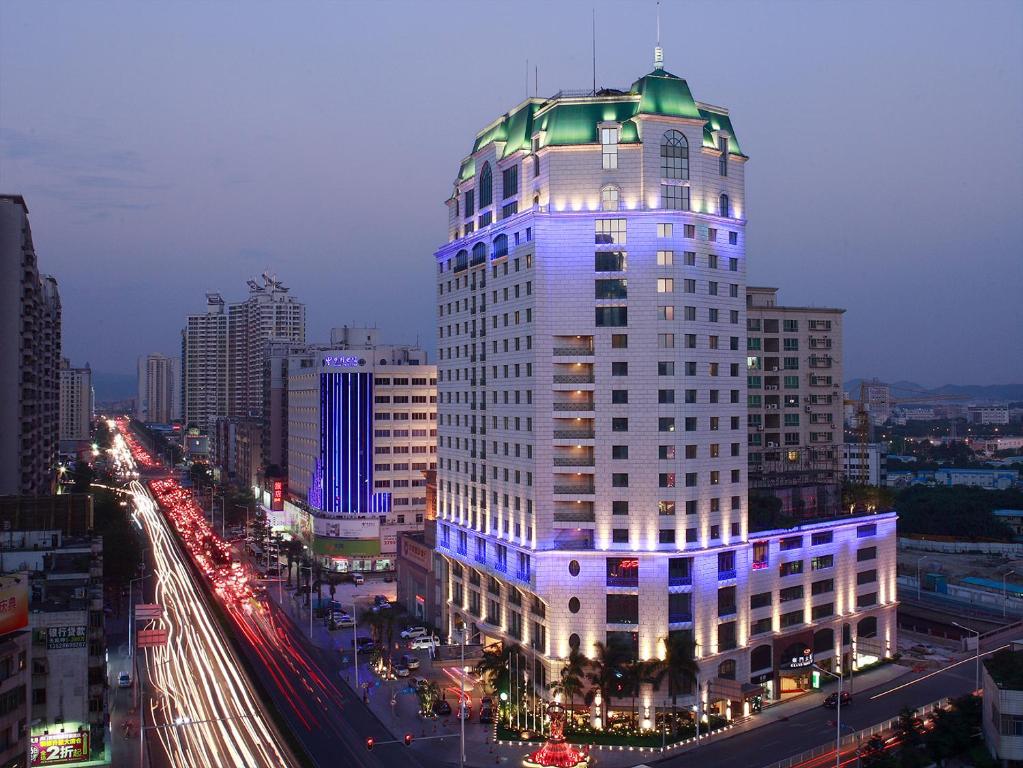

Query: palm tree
left=550, top=648, right=588, bottom=727
left=647, top=634, right=700, bottom=737
left=622, top=659, right=656, bottom=730
left=474, top=644, right=508, bottom=695
left=585, top=639, right=631, bottom=730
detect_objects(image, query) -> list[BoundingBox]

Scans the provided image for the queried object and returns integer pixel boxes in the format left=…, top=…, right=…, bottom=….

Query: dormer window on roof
left=600, top=126, right=619, bottom=170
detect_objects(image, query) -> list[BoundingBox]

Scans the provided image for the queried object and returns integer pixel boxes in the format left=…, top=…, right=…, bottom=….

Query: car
left=351, top=573, right=365, bottom=586
left=479, top=696, right=494, bottom=723
left=823, top=691, right=852, bottom=708
left=334, top=612, right=355, bottom=628
left=401, top=626, right=428, bottom=640
left=432, top=699, right=452, bottom=716
left=400, top=653, right=420, bottom=670
left=456, top=702, right=471, bottom=720
left=373, top=595, right=390, bottom=609
left=355, top=636, right=376, bottom=653
left=910, top=644, right=936, bottom=656
left=409, top=635, right=440, bottom=651
left=117, top=672, right=132, bottom=688
left=395, top=665, right=411, bottom=678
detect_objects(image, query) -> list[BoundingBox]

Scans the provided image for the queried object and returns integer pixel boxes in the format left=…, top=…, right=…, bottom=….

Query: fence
left=759, top=697, right=951, bottom=768
left=900, top=537, right=1023, bottom=556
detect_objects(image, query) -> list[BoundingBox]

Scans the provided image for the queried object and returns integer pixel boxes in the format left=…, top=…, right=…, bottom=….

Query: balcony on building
left=553, top=335, right=594, bottom=357
left=552, top=473, right=596, bottom=496
left=553, top=391, right=595, bottom=413
left=553, top=416, right=595, bottom=441
left=553, top=445, right=595, bottom=468
left=550, top=528, right=594, bottom=551
left=553, top=361, right=595, bottom=386
left=552, top=501, right=595, bottom=524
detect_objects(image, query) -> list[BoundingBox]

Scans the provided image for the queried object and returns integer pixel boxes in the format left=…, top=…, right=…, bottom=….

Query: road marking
left=869, top=644, right=1009, bottom=700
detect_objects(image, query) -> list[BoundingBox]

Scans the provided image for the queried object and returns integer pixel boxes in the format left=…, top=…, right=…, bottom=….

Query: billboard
left=30, top=732, right=90, bottom=766
left=45, top=625, right=87, bottom=651
left=0, top=574, right=28, bottom=637
left=271, top=478, right=286, bottom=512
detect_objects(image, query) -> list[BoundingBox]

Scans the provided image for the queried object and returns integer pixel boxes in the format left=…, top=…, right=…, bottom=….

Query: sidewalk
left=108, top=642, right=142, bottom=768
left=264, top=579, right=914, bottom=768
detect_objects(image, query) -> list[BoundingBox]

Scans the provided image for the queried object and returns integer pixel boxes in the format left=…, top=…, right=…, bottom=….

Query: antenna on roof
left=535, top=65, right=539, bottom=97
left=654, top=1, right=664, bottom=70
left=592, top=8, right=597, bottom=95
left=526, top=58, right=529, bottom=99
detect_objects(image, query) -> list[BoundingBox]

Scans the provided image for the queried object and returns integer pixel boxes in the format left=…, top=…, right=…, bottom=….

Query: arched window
left=661, top=130, right=689, bottom=180
left=533, top=194, right=540, bottom=207
left=717, top=659, right=736, bottom=680
left=600, top=184, right=620, bottom=212
left=750, top=644, right=772, bottom=672
left=471, top=242, right=487, bottom=266
left=719, top=193, right=730, bottom=218
left=479, top=162, right=493, bottom=208
left=454, top=249, right=468, bottom=272
left=856, top=616, right=878, bottom=639
left=492, top=234, right=508, bottom=259
left=813, top=628, right=834, bottom=654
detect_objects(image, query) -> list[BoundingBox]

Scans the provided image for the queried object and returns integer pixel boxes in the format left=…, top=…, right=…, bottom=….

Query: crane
left=843, top=380, right=966, bottom=484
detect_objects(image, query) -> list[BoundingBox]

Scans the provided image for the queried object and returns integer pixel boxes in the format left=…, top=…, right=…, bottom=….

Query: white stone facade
left=432, top=66, right=896, bottom=712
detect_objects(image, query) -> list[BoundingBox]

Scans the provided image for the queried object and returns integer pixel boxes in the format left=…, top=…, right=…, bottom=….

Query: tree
left=622, top=659, right=656, bottom=729
left=648, top=634, right=700, bottom=736
left=474, top=644, right=509, bottom=695
left=585, top=639, right=631, bottom=729
left=281, top=539, right=304, bottom=587
left=550, top=648, right=588, bottom=726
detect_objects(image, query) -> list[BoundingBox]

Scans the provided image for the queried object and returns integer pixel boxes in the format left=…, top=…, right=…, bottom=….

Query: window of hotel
left=612, top=501, right=629, bottom=515
left=601, top=126, right=619, bottom=169
left=595, top=218, right=627, bottom=245
left=857, top=592, right=878, bottom=609
left=857, top=546, right=877, bottom=562
left=594, top=251, right=627, bottom=271
left=492, top=234, right=508, bottom=259
left=657, top=278, right=674, bottom=293
left=779, top=536, right=803, bottom=551
left=857, top=569, right=878, bottom=585
left=811, top=578, right=834, bottom=595
left=662, top=184, right=690, bottom=211
left=718, top=621, right=737, bottom=651
left=607, top=594, right=639, bottom=624
left=857, top=524, right=877, bottom=538
left=752, top=541, right=769, bottom=569
left=657, top=250, right=674, bottom=266
left=595, top=279, right=628, bottom=300
left=479, top=162, right=492, bottom=208
left=502, top=165, right=518, bottom=199
left=718, top=136, right=729, bottom=175
left=811, top=531, right=833, bottom=546
left=719, top=193, right=730, bottom=217
left=600, top=184, right=620, bottom=212
left=464, top=189, right=474, bottom=218
left=606, top=557, right=639, bottom=587
left=659, top=305, right=674, bottom=320
left=779, top=560, right=804, bottom=577
left=661, top=130, right=689, bottom=179
left=811, top=554, right=834, bottom=571
left=595, top=307, right=628, bottom=327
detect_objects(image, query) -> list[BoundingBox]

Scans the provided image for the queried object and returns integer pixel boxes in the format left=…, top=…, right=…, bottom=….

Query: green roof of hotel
left=456, top=66, right=744, bottom=183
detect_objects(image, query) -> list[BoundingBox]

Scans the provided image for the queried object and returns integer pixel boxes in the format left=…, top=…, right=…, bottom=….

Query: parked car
left=395, top=664, right=411, bottom=678
left=351, top=573, right=365, bottom=586
left=355, top=636, right=376, bottom=653
left=479, top=696, right=494, bottom=723
left=373, top=595, right=390, bottom=609
left=334, top=612, right=355, bottom=628
left=456, top=702, right=471, bottom=720
left=118, top=671, right=132, bottom=688
left=823, top=691, right=852, bottom=708
left=400, top=653, right=420, bottom=670
left=432, top=699, right=452, bottom=716
left=910, top=644, right=936, bottom=656
left=401, top=626, right=428, bottom=640
left=409, top=635, right=440, bottom=651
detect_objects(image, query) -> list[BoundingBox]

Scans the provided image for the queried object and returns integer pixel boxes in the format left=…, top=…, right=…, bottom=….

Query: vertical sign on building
left=271, top=478, right=285, bottom=511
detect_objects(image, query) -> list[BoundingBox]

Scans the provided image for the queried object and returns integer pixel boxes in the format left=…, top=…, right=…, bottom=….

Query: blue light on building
left=317, top=371, right=374, bottom=513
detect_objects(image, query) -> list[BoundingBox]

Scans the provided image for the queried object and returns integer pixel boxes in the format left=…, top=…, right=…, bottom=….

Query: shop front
left=774, top=630, right=815, bottom=700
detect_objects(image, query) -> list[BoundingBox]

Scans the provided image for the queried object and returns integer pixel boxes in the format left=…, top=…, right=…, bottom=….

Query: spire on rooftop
left=654, top=1, right=664, bottom=70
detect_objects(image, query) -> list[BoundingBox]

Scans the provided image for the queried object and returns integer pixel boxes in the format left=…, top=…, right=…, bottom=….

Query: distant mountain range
left=844, top=379, right=1023, bottom=403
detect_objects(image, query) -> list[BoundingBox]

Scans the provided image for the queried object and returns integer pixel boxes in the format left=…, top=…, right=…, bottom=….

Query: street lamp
left=1003, top=568, right=1016, bottom=619
left=454, top=626, right=482, bottom=768
left=951, top=621, right=981, bottom=692
left=299, top=564, right=313, bottom=638
left=813, top=664, right=843, bottom=768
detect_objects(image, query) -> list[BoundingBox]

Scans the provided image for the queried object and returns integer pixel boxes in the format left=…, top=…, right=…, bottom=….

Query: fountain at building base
left=522, top=702, right=589, bottom=768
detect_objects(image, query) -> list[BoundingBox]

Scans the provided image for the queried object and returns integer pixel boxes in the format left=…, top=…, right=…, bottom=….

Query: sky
left=1, top=0, right=1020, bottom=388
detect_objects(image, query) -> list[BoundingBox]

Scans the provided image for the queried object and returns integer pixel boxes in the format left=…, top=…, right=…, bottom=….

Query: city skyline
left=1, top=1, right=1020, bottom=387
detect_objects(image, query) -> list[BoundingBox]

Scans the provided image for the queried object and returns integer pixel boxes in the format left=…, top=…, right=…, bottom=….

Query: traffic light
left=404, top=733, right=413, bottom=746
left=365, top=737, right=375, bottom=751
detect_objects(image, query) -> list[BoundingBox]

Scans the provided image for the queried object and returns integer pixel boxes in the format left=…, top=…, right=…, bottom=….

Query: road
left=652, top=657, right=979, bottom=768
left=118, top=420, right=422, bottom=768
left=130, top=477, right=295, bottom=768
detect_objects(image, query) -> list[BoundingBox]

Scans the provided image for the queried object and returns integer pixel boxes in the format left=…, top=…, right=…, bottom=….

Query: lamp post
left=299, top=564, right=313, bottom=637
left=1003, top=568, right=1016, bottom=619
left=813, top=664, right=843, bottom=768
left=952, top=621, right=981, bottom=692
left=454, top=625, right=482, bottom=768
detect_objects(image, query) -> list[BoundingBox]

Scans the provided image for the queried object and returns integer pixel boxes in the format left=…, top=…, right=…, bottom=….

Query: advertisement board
left=0, top=574, right=28, bottom=637
left=45, top=625, right=87, bottom=651
left=316, top=516, right=379, bottom=539
left=271, top=478, right=286, bottom=512
left=30, top=732, right=89, bottom=766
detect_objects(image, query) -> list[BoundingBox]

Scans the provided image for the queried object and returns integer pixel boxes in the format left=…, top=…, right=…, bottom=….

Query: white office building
left=181, top=293, right=228, bottom=439
left=137, top=353, right=180, bottom=424
left=58, top=359, right=93, bottom=445
left=842, top=443, right=888, bottom=487
left=433, top=51, right=897, bottom=719
left=282, top=328, right=437, bottom=571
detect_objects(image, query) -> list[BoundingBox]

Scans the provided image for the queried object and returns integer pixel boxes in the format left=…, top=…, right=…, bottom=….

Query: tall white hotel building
left=434, top=53, right=896, bottom=716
